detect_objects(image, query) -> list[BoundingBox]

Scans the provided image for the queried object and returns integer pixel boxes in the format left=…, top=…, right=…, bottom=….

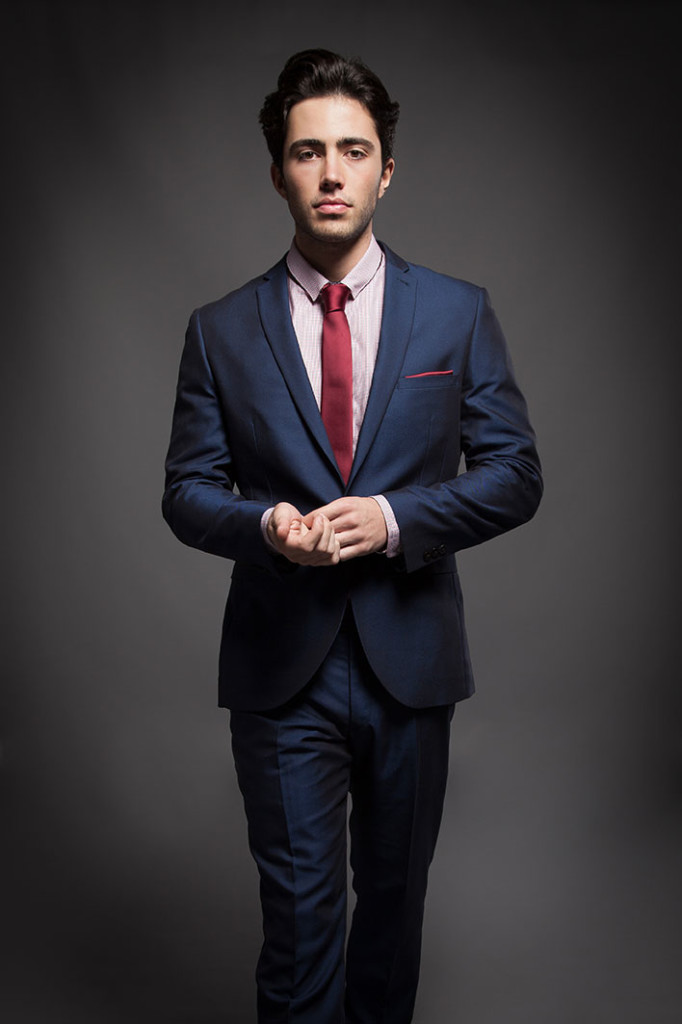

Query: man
left=163, top=48, right=542, bottom=1024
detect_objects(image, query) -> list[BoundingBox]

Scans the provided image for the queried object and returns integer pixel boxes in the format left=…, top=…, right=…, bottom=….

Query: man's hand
left=309, top=497, right=387, bottom=561
left=267, top=502, right=340, bottom=566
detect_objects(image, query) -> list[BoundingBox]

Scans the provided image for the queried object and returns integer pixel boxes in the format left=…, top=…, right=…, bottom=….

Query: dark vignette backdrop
left=2, top=2, right=680, bottom=1022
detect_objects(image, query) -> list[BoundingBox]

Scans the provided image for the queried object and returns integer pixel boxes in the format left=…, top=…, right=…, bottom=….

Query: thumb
left=272, top=502, right=300, bottom=535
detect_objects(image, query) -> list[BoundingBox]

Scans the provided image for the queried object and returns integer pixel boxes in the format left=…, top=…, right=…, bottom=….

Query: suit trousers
left=230, top=609, right=454, bottom=1024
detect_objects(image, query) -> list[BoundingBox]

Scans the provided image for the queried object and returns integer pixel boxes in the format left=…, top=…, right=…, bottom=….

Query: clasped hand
left=267, top=498, right=388, bottom=566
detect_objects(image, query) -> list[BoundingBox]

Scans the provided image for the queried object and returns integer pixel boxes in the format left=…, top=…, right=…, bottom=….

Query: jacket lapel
left=256, top=247, right=417, bottom=490
left=256, top=258, right=339, bottom=474
left=348, top=245, right=417, bottom=486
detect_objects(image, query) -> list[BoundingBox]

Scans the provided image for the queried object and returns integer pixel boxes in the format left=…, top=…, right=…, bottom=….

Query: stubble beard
left=294, top=194, right=379, bottom=250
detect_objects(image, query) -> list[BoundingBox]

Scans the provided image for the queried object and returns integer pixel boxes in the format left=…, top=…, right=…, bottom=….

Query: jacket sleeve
left=162, top=309, right=272, bottom=566
left=384, top=288, right=543, bottom=573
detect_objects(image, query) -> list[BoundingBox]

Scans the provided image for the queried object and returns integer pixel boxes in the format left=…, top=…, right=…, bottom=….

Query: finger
left=281, top=518, right=300, bottom=537
left=307, top=499, right=348, bottom=524
left=328, top=518, right=353, bottom=538
left=316, top=538, right=342, bottom=565
left=318, top=516, right=338, bottom=552
left=304, top=513, right=333, bottom=548
left=337, top=533, right=373, bottom=560
left=299, top=513, right=325, bottom=550
left=337, top=524, right=361, bottom=547
left=304, top=521, right=340, bottom=564
left=319, top=525, right=340, bottom=559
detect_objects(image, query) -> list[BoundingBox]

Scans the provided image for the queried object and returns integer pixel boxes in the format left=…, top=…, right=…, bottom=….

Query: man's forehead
left=284, top=95, right=377, bottom=140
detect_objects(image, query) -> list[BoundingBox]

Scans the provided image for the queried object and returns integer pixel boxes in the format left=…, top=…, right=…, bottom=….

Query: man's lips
left=314, top=199, right=351, bottom=212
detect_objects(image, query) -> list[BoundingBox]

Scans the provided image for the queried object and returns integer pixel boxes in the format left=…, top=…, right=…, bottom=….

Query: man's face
left=271, top=95, right=394, bottom=253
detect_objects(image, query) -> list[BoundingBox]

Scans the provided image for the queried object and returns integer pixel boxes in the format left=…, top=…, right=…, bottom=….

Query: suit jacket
left=163, top=244, right=542, bottom=711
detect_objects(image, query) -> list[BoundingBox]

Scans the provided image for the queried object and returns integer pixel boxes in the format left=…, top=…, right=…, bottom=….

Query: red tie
left=320, top=283, right=353, bottom=482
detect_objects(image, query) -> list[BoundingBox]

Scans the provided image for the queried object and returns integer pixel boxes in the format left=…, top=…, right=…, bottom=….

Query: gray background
left=2, top=2, right=680, bottom=1022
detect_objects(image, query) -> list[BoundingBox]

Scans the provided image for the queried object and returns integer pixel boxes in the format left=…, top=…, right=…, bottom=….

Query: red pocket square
left=403, top=370, right=454, bottom=378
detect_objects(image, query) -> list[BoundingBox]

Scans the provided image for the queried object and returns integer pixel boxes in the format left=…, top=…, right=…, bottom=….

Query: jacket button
left=438, top=544, right=447, bottom=556
left=423, top=549, right=433, bottom=562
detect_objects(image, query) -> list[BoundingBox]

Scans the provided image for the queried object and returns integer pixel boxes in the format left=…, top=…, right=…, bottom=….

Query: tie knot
left=321, top=282, right=350, bottom=315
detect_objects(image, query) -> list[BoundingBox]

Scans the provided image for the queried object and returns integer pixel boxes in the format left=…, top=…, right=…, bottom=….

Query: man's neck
left=293, top=229, right=373, bottom=282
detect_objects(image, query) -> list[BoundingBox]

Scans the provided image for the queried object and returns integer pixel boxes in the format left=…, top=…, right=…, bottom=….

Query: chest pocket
left=397, top=371, right=459, bottom=390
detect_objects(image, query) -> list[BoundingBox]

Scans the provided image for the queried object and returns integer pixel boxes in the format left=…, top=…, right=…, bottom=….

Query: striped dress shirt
left=261, top=235, right=400, bottom=556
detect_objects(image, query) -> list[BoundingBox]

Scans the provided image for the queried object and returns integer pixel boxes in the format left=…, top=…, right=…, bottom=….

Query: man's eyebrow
left=337, top=136, right=375, bottom=150
left=289, top=138, right=323, bottom=154
left=288, top=136, right=376, bottom=155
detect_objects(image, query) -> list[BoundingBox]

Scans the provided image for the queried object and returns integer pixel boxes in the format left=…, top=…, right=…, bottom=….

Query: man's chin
left=306, top=222, right=367, bottom=246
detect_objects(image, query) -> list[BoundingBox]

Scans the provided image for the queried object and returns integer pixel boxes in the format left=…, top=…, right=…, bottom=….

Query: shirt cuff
left=371, top=494, right=401, bottom=558
left=261, top=507, right=277, bottom=551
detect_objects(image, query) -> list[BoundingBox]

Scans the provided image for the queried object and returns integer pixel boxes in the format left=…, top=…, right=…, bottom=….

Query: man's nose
left=320, top=153, right=344, bottom=190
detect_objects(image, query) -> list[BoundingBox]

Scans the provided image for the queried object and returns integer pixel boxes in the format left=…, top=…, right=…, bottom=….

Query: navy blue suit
left=163, top=243, right=542, bottom=1022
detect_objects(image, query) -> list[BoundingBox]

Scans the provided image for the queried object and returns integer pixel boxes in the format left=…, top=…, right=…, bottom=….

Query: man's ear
left=271, top=163, right=287, bottom=199
left=378, top=157, right=395, bottom=199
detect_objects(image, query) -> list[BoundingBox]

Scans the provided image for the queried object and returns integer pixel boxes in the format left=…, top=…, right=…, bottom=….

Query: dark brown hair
left=260, top=49, right=400, bottom=170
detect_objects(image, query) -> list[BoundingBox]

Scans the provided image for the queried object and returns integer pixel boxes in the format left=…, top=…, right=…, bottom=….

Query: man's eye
left=347, top=149, right=366, bottom=159
left=297, top=150, right=317, bottom=161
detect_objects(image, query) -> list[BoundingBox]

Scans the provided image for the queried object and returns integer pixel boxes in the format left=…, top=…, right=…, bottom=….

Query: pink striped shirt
left=286, top=236, right=385, bottom=452
left=262, top=236, right=400, bottom=557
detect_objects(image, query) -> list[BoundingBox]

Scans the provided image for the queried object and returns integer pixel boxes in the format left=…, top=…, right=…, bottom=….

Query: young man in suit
left=163, top=48, right=542, bottom=1024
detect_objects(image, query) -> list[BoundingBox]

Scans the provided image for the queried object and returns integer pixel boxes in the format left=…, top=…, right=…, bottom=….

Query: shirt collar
left=286, top=235, right=384, bottom=303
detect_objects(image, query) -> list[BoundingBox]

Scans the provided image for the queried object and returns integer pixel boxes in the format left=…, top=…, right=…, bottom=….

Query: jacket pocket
left=397, top=372, right=459, bottom=390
